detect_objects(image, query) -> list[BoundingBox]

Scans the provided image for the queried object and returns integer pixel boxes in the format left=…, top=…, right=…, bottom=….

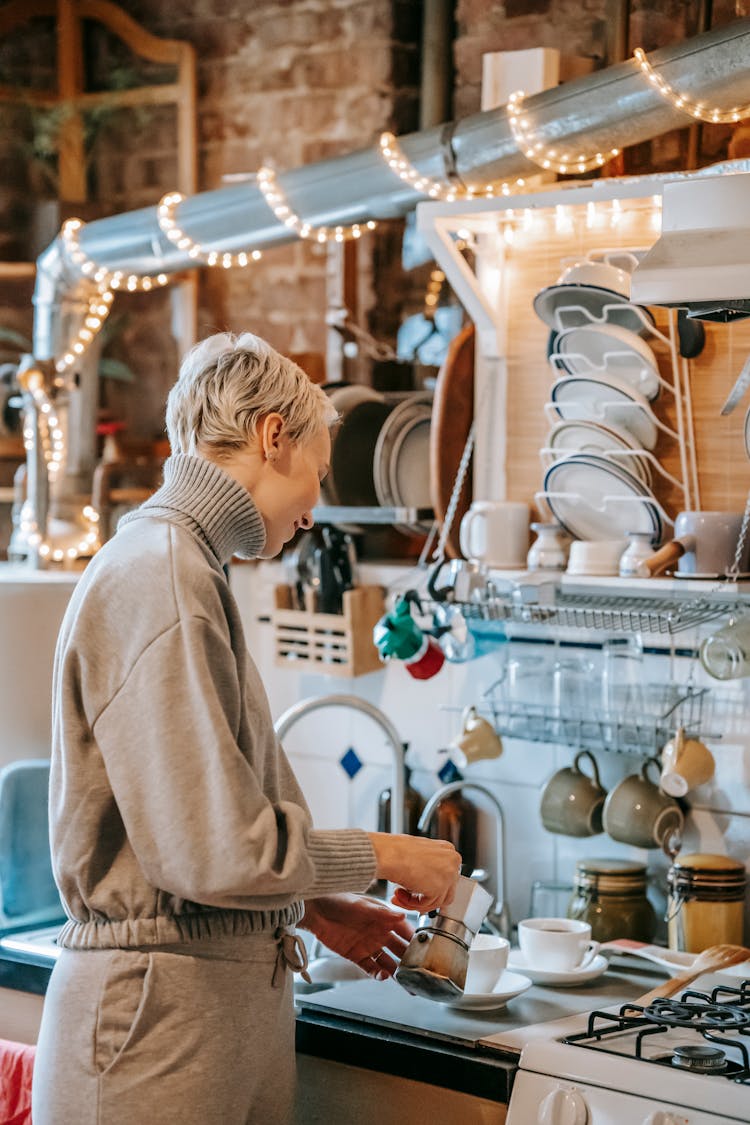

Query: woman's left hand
left=300, top=893, right=414, bottom=980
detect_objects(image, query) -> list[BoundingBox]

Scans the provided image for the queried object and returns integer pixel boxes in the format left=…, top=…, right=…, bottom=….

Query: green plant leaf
left=98, top=357, right=135, bottom=383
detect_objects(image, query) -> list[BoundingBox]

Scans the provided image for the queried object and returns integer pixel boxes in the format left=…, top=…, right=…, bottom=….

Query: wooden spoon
left=629, top=944, right=750, bottom=1008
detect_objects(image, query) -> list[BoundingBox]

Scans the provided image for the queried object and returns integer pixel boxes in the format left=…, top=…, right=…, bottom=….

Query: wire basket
left=480, top=682, right=711, bottom=755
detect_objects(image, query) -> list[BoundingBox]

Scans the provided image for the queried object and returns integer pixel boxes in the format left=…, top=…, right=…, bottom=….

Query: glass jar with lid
left=567, top=858, right=656, bottom=942
left=667, top=853, right=746, bottom=953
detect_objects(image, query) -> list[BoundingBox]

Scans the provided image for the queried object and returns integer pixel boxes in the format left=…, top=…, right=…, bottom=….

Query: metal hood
left=631, top=172, right=750, bottom=321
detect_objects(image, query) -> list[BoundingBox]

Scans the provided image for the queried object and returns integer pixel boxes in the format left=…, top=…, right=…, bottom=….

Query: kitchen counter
left=0, top=940, right=664, bottom=1110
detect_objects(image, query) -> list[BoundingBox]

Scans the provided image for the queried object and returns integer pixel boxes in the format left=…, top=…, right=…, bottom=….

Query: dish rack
left=474, top=681, right=722, bottom=756
left=455, top=581, right=741, bottom=636
left=537, top=297, right=699, bottom=536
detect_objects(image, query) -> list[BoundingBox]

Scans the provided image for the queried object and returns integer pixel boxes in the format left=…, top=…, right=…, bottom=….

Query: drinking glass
left=601, top=635, right=644, bottom=746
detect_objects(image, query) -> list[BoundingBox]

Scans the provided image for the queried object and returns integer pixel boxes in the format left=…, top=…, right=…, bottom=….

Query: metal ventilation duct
left=17, top=16, right=750, bottom=563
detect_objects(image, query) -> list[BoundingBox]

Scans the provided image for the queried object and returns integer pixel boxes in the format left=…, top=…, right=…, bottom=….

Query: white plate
left=373, top=393, right=433, bottom=535
left=550, top=374, right=659, bottom=451
left=553, top=323, right=661, bottom=402
left=542, top=454, right=662, bottom=543
left=534, top=283, right=654, bottom=336
left=546, top=419, right=652, bottom=488
left=441, top=969, right=532, bottom=1010
left=507, top=951, right=608, bottom=987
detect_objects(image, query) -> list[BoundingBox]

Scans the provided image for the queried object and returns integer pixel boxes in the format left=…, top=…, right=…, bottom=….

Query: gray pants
left=32, top=932, right=297, bottom=1125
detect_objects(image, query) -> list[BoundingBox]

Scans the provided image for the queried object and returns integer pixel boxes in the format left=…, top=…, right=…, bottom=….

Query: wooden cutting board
left=429, top=323, right=475, bottom=558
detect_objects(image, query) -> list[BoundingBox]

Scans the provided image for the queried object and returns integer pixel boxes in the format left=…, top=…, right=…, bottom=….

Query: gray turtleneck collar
left=118, top=454, right=267, bottom=564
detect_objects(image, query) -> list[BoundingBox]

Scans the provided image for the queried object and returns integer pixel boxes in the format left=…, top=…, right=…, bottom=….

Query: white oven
left=505, top=975, right=750, bottom=1125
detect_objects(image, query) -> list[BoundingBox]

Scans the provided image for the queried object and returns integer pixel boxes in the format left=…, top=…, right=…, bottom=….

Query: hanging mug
left=539, top=750, right=607, bottom=837
left=449, top=705, right=503, bottom=768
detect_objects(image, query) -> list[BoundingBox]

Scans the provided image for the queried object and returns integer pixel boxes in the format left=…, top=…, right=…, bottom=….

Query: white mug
left=465, top=934, right=510, bottom=994
left=459, top=501, right=530, bottom=568
left=518, top=917, right=600, bottom=972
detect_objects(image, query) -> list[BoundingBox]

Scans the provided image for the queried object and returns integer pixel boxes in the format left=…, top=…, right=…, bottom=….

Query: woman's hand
left=300, top=893, right=414, bottom=979
left=366, top=833, right=461, bottom=914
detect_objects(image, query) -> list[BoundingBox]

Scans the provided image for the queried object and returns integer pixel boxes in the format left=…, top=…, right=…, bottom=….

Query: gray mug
left=540, top=750, right=606, bottom=837
left=602, top=757, right=684, bottom=849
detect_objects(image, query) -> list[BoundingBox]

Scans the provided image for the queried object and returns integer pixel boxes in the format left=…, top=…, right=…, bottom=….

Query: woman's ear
left=258, top=413, right=285, bottom=463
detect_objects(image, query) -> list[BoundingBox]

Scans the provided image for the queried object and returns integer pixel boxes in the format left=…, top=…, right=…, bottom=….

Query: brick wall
left=0, top=0, right=745, bottom=449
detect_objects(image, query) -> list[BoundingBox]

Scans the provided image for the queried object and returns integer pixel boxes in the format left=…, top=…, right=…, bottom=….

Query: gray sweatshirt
left=50, top=454, right=377, bottom=950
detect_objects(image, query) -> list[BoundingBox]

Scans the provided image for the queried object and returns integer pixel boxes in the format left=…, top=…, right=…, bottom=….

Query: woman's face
left=256, top=423, right=331, bottom=559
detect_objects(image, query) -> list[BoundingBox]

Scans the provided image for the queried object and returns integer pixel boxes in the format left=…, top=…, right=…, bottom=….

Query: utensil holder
left=271, top=584, right=385, bottom=677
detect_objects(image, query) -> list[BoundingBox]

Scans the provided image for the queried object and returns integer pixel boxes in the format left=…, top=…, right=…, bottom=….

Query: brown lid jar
left=568, top=858, right=656, bottom=943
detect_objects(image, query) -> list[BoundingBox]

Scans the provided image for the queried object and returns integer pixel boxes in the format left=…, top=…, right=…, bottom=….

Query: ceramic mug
left=518, top=917, right=600, bottom=972
left=660, top=727, right=715, bottom=797
left=465, top=934, right=510, bottom=993
left=603, top=757, right=684, bottom=849
left=449, top=705, right=503, bottom=768
left=540, top=750, right=607, bottom=837
left=567, top=539, right=629, bottom=577
left=644, top=511, right=750, bottom=578
left=459, top=501, right=530, bottom=569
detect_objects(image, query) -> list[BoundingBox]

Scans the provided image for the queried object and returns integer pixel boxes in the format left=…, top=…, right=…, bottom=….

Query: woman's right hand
left=366, top=833, right=461, bottom=913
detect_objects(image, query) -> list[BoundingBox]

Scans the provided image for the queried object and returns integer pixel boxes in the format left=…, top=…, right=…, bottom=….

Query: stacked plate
left=533, top=256, right=663, bottom=546
left=323, top=385, right=433, bottom=536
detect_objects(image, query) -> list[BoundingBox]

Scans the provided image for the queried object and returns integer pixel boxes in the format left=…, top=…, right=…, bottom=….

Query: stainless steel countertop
left=296, top=960, right=664, bottom=1051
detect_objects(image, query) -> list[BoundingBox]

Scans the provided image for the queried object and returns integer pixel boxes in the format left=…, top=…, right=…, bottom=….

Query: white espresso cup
left=459, top=500, right=530, bottom=568
left=518, top=917, right=600, bottom=972
left=465, top=934, right=510, bottom=994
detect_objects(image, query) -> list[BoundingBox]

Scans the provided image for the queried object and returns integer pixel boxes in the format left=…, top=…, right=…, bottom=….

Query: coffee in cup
left=464, top=934, right=509, bottom=993
left=539, top=750, right=606, bottom=837
left=660, top=727, right=715, bottom=798
left=602, top=757, right=684, bottom=849
left=518, top=917, right=600, bottom=972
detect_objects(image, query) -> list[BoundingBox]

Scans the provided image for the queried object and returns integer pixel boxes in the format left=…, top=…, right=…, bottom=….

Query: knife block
left=271, top=584, right=385, bottom=677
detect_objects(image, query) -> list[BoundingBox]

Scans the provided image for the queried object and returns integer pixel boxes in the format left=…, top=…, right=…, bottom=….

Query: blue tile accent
left=339, top=747, right=363, bottom=779
left=438, top=759, right=464, bottom=784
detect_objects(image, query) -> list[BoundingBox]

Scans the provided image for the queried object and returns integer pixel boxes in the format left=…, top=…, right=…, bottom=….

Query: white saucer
left=506, top=951, right=608, bottom=987
left=441, top=969, right=532, bottom=1010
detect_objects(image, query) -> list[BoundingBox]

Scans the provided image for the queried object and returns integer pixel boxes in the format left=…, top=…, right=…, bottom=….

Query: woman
left=32, top=332, right=460, bottom=1125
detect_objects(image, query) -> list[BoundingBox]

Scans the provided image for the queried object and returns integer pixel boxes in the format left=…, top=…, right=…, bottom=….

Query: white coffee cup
left=465, top=934, right=510, bottom=994
left=517, top=917, right=600, bottom=972
left=459, top=501, right=530, bottom=568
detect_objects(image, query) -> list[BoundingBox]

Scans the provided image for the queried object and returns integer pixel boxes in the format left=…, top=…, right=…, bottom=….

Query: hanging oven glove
left=373, top=594, right=445, bottom=680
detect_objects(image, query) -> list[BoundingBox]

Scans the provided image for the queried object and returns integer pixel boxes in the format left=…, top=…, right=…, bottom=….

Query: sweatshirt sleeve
left=92, top=614, right=376, bottom=908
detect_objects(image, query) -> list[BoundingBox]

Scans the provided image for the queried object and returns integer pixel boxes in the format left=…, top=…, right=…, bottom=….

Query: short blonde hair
left=166, top=332, right=336, bottom=457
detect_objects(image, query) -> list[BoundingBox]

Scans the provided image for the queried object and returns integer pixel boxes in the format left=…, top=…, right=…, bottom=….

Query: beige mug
left=539, top=750, right=607, bottom=837
left=459, top=501, right=530, bottom=568
left=449, top=705, right=503, bottom=768
left=660, top=727, right=715, bottom=797
left=603, top=757, right=684, bottom=849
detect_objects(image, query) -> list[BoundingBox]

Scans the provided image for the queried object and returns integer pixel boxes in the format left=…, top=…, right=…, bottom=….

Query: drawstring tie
left=273, top=926, right=311, bottom=988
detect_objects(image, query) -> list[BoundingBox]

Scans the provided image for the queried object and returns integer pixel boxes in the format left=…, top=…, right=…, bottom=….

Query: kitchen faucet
left=274, top=694, right=405, bottom=835
left=417, top=781, right=510, bottom=940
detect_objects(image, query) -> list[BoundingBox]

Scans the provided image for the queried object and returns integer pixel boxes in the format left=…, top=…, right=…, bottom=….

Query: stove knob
left=538, top=1085, right=589, bottom=1125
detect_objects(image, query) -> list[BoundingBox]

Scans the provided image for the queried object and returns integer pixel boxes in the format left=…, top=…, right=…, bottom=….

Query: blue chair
left=0, top=759, right=64, bottom=932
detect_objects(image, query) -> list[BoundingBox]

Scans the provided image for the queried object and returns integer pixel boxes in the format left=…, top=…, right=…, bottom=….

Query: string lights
left=507, top=91, right=620, bottom=174
left=62, top=219, right=171, bottom=293
left=257, top=166, right=377, bottom=242
left=379, top=131, right=527, bottom=200
left=157, top=192, right=264, bottom=266
left=634, top=48, right=750, bottom=124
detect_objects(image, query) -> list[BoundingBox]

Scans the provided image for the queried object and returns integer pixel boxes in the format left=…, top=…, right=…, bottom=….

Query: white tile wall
left=232, top=561, right=750, bottom=938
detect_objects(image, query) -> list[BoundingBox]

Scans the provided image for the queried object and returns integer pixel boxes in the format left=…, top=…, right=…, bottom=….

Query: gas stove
left=506, top=974, right=750, bottom=1124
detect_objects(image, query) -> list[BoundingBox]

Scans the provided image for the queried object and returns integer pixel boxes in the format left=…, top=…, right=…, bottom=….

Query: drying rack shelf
left=456, top=586, right=743, bottom=636
left=474, top=683, right=716, bottom=756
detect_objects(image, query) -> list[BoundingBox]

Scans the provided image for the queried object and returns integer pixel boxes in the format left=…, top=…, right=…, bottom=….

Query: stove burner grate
left=642, top=997, right=750, bottom=1032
